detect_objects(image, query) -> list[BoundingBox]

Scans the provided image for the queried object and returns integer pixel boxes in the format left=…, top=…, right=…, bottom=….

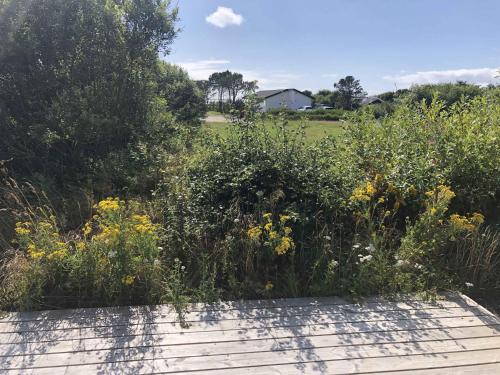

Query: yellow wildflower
left=95, top=224, right=120, bottom=243
left=426, top=185, right=455, bottom=202
left=429, top=207, right=437, bottom=215
left=279, top=215, right=291, bottom=224
left=15, top=227, right=30, bottom=235
left=408, top=185, right=417, bottom=196
left=275, top=236, right=294, bottom=255
left=450, top=214, right=476, bottom=231
left=47, top=249, right=68, bottom=261
left=132, top=214, right=150, bottom=224
left=134, top=223, right=155, bottom=235
left=247, top=226, right=262, bottom=240
left=471, top=212, right=485, bottom=225
left=387, top=182, right=396, bottom=193
left=265, top=281, right=274, bottom=291
left=438, top=185, right=455, bottom=200
left=30, top=251, right=45, bottom=259
left=283, top=226, right=292, bottom=235
left=95, top=197, right=121, bottom=214
left=121, top=275, right=135, bottom=286
left=14, top=221, right=31, bottom=235
left=27, top=244, right=45, bottom=259
left=39, top=221, right=53, bottom=230
left=83, top=222, right=93, bottom=236
left=75, top=241, right=86, bottom=251
left=365, top=181, right=376, bottom=197
left=268, top=230, right=278, bottom=240
left=378, top=197, right=385, bottom=204
left=350, top=187, right=370, bottom=202
left=374, top=174, right=384, bottom=185
left=264, top=222, right=273, bottom=232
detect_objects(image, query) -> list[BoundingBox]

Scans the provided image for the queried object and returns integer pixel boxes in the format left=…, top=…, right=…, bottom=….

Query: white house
left=256, top=89, right=313, bottom=111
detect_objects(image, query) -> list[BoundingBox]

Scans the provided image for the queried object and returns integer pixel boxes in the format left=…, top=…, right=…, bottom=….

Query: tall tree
left=157, top=62, right=206, bottom=125
left=333, top=76, right=367, bottom=110
left=0, top=0, right=178, bottom=187
left=208, top=70, right=257, bottom=111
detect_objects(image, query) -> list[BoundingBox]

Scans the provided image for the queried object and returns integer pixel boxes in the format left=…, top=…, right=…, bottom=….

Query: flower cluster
left=247, top=212, right=295, bottom=256
left=450, top=213, right=484, bottom=232
left=14, top=219, right=68, bottom=261
left=349, top=181, right=376, bottom=202
left=95, top=197, right=122, bottom=214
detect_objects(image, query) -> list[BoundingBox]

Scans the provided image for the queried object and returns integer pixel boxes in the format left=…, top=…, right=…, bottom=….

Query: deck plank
left=0, top=294, right=498, bottom=374
left=0, top=306, right=487, bottom=343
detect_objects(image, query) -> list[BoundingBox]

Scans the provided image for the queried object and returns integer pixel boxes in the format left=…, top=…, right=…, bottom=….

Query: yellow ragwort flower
left=121, top=275, right=135, bottom=286
left=268, top=230, right=278, bottom=240
left=450, top=214, right=476, bottom=231
left=247, top=226, right=262, bottom=240
left=275, top=236, right=294, bottom=255
left=365, top=181, right=376, bottom=197
left=263, top=213, right=272, bottom=221
left=279, top=215, right=291, bottom=224
left=265, top=281, right=274, bottom=291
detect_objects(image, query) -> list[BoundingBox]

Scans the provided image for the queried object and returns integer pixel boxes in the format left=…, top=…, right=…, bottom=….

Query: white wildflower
left=359, top=255, right=373, bottom=263
left=465, top=282, right=474, bottom=288
left=352, top=243, right=361, bottom=249
left=396, top=259, right=409, bottom=267
left=108, top=250, right=117, bottom=258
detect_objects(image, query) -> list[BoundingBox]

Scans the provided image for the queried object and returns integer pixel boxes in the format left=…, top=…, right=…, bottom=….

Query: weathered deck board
left=1, top=294, right=499, bottom=374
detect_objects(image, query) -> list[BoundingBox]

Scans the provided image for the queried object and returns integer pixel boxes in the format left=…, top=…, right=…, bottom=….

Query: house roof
left=256, top=89, right=313, bottom=100
left=361, top=96, right=384, bottom=105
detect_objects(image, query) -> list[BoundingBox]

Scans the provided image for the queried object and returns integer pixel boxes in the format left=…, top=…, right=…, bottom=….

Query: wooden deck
left=0, top=294, right=499, bottom=374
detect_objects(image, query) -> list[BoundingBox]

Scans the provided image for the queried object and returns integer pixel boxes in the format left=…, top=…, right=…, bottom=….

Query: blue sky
left=167, top=0, right=500, bottom=94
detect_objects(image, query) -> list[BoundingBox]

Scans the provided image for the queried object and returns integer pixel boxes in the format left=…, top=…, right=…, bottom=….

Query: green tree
left=208, top=70, right=257, bottom=111
left=0, top=0, right=178, bottom=189
left=157, top=62, right=206, bottom=125
left=333, top=76, right=367, bottom=110
left=408, top=83, right=483, bottom=107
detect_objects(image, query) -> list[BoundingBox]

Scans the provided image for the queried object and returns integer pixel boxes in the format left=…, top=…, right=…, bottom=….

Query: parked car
left=297, top=106, right=313, bottom=111
left=315, top=104, right=334, bottom=110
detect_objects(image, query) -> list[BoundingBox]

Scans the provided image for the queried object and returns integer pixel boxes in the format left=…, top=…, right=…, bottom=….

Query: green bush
left=265, top=108, right=346, bottom=121
left=2, top=92, right=499, bottom=310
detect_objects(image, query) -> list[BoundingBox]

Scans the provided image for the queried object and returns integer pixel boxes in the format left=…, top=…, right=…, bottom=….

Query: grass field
left=203, top=119, right=346, bottom=142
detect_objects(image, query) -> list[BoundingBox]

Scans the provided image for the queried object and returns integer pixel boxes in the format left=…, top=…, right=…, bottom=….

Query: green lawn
left=203, top=120, right=346, bottom=142
left=207, top=110, right=223, bottom=116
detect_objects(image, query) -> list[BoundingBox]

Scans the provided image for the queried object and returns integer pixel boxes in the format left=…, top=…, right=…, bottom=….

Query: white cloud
left=206, top=7, right=243, bottom=28
left=177, top=59, right=231, bottom=80
left=176, top=59, right=301, bottom=89
left=384, top=67, right=499, bottom=87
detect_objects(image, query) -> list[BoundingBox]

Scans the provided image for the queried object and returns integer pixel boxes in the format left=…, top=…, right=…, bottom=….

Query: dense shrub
left=265, top=108, right=346, bottom=121
left=1, top=92, right=499, bottom=311
left=407, top=82, right=484, bottom=107
left=345, top=95, right=500, bottom=219
left=0, top=0, right=196, bottom=197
